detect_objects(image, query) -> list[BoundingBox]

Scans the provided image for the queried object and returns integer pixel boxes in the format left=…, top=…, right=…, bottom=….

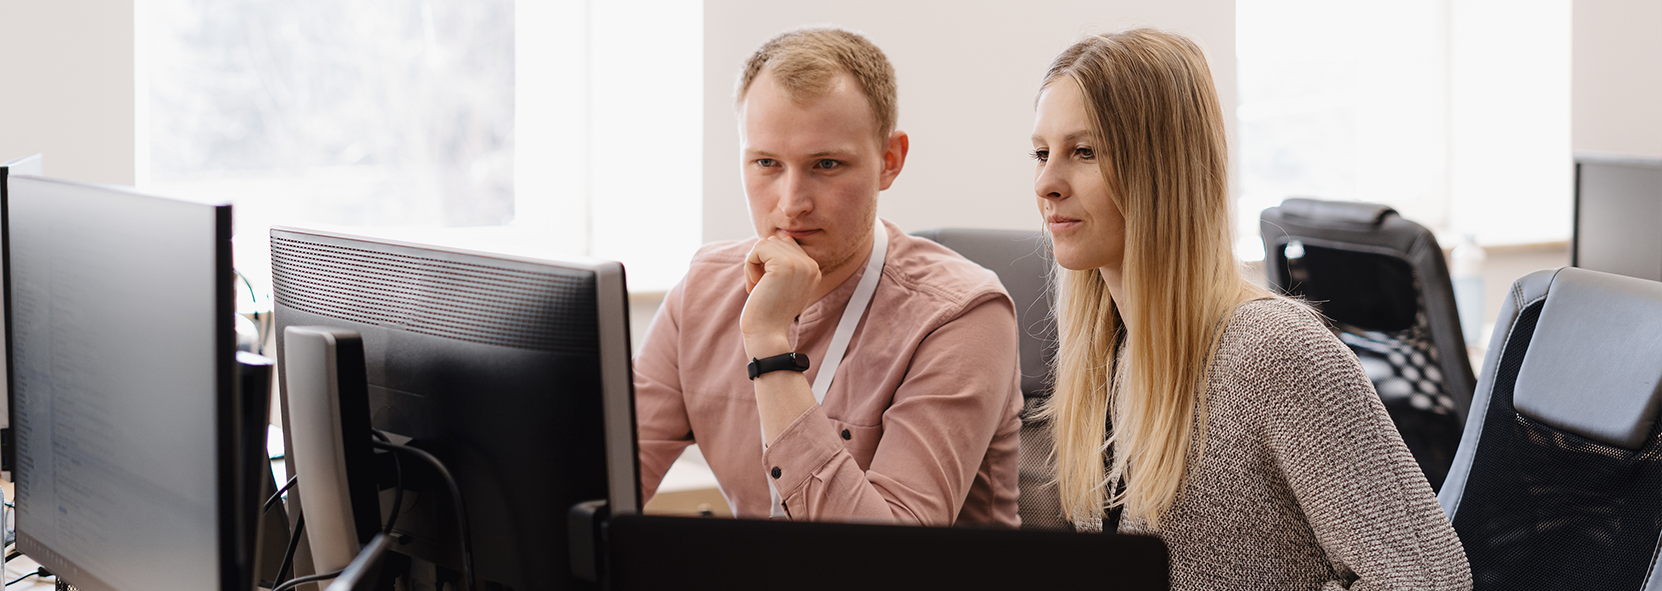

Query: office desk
left=641, top=444, right=730, bottom=518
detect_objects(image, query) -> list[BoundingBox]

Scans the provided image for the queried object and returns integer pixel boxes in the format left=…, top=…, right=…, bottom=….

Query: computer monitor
left=5, top=175, right=268, bottom=590
left=1573, top=154, right=1662, bottom=281
left=0, top=154, right=43, bottom=480
left=268, top=226, right=640, bottom=590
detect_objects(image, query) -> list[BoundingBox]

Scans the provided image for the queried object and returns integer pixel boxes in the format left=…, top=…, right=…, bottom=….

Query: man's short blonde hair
left=736, top=27, right=898, bottom=144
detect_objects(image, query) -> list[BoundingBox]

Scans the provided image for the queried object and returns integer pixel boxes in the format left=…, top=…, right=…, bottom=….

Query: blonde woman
left=1031, top=29, right=1471, bottom=589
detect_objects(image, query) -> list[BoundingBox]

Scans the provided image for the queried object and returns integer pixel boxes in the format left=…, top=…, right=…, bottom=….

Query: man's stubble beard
left=809, top=213, right=877, bottom=279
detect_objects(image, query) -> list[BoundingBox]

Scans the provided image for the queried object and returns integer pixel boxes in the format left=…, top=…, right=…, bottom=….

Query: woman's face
left=1032, top=79, right=1125, bottom=274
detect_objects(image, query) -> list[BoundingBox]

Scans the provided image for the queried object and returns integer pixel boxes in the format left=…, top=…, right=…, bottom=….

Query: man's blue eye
left=757, top=158, right=776, bottom=167
left=815, top=160, right=839, bottom=169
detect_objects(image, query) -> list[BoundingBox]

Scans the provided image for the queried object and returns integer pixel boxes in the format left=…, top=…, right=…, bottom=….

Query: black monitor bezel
left=0, top=153, right=44, bottom=480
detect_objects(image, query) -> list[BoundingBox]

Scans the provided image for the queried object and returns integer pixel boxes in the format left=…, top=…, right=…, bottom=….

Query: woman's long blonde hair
left=1038, top=29, right=1271, bottom=528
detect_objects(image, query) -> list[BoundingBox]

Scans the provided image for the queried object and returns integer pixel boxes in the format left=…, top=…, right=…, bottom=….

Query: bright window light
left=1236, top=0, right=1450, bottom=258
left=144, top=0, right=703, bottom=294
left=1237, top=0, right=1569, bottom=255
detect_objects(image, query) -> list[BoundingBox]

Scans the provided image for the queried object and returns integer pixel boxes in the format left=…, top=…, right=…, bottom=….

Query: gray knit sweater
left=1082, top=299, right=1471, bottom=590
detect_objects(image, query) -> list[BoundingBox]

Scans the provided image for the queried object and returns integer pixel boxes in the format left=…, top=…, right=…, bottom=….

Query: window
left=147, top=0, right=515, bottom=225
left=1236, top=0, right=1570, bottom=258
left=143, top=0, right=703, bottom=294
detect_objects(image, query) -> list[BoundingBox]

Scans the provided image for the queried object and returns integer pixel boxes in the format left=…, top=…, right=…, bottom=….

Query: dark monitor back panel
left=604, top=515, right=1169, bottom=590
left=1574, top=156, right=1662, bottom=282
left=270, top=228, right=635, bottom=590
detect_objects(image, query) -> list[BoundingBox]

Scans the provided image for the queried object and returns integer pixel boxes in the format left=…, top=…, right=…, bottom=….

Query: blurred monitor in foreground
left=7, top=175, right=267, bottom=590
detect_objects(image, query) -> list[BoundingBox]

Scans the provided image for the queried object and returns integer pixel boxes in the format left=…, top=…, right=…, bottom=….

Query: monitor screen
left=269, top=226, right=639, bottom=590
left=1574, top=155, right=1662, bottom=282
left=5, top=175, right=248, bottom=590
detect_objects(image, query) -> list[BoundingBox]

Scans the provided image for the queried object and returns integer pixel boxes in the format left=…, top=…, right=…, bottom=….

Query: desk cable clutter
left=281, top=326, right=473, bottom=591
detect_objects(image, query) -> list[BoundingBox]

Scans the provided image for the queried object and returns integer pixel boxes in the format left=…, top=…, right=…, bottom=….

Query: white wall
left=1572, top=0, right=1662, bottom=157
left=1448, top=0, right=1573, bottom=245
left=519, top=0, right=705, bottom=293
left=586, top=1, right=704, bottom=291
left=0, top=0, right=136, bottom=185
left=701, top=0, right=1238, bottom=244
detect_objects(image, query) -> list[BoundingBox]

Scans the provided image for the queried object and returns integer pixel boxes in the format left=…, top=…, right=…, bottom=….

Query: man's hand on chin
left=741, top=236, right=823, bottom=444
left=740, top=236, right=822, bottom=358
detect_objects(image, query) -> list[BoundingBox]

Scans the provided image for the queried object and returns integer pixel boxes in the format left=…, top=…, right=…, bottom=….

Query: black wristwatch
left=748, top=352, right=811, bottom=380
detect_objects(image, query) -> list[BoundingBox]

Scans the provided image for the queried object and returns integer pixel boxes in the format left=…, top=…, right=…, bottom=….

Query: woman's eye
left=1031, top=149, right=1049, bottom=163
left=1075, top=147, right=1094, bottom=160
left=814, top=159, right=840, bottom=170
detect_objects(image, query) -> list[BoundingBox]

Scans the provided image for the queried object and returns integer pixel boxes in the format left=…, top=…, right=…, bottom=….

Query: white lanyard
left=766, top=218, right=888, bottom=517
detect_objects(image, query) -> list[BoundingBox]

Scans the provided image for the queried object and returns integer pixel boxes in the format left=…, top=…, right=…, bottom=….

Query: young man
left=632, top=27, right=1021, bottom=526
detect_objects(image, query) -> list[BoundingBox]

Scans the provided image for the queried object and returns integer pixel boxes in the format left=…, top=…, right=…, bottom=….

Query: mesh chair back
left=1439, top=267, right=1662, bottom=590
left=910, top=228, right=1068, bottom=530
left=1260, top=198, right=1473, bottom=490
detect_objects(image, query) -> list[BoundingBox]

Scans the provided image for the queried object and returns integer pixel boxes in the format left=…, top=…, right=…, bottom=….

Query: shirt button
left=841, top=429, right=852, bottom=440
left=771, top=467, right=782, bottom=479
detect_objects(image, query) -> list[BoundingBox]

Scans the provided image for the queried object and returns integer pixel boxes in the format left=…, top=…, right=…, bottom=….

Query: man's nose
left=778, top=169, right=814, bottom=217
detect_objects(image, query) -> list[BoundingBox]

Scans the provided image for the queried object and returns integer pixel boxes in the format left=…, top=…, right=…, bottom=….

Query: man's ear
left=877, top=130, right=909, bottom=191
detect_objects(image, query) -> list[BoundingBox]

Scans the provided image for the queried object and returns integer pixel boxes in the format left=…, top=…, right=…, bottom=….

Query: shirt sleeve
left=632, top=280, right=695, bottom=503
left=1260, top=316, right=1473, bottom=590
left=763, top=296, right=1021, bottom=525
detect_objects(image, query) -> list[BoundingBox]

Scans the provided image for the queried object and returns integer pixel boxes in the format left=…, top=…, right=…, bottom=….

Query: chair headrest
left=910, top=228, right=1055, bottom=400
left=1513, top=267, right=1662, bottom=450
left=1279, top=198, right=1397, bottom=226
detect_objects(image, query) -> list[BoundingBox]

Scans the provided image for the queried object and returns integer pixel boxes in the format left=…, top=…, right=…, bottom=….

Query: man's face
left=739, top=70, right=901, bottom=276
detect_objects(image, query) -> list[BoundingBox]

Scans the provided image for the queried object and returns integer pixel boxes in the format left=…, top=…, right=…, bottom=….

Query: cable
left=1, top=487, right=7, bottom=580
left=234, top=269, right=272, bottom=355
left=271, top=570, right=341, bottom=591
left=5, top=568, right=47, bottom=586
left=370, top=439, right=473, bottom=591
left=265, top=433, right=409, bottom=591
left=368, top=432, right=404, bottom=535
left=236, top=269, right=257, bottom=302
left=274, top=514, right=305, bottom=587
left=265, top=475, right=298, bottom=516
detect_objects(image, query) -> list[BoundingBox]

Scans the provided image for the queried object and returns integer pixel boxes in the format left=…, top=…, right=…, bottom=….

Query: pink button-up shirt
left=634, top=219, right=1022, bottom=526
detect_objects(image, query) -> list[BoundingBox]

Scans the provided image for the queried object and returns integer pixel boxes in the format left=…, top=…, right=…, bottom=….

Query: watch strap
left=748, top=352, right=811, bottom=380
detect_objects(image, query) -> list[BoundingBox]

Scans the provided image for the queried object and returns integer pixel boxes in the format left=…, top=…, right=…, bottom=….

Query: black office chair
left=1260, top=198, right=1473, bottom=491
left=1249, top=198, right=1475, bottom=488
left=910, top=228, right=1067, bottom=531
left=1438, top=267, right=1662, bottom=589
